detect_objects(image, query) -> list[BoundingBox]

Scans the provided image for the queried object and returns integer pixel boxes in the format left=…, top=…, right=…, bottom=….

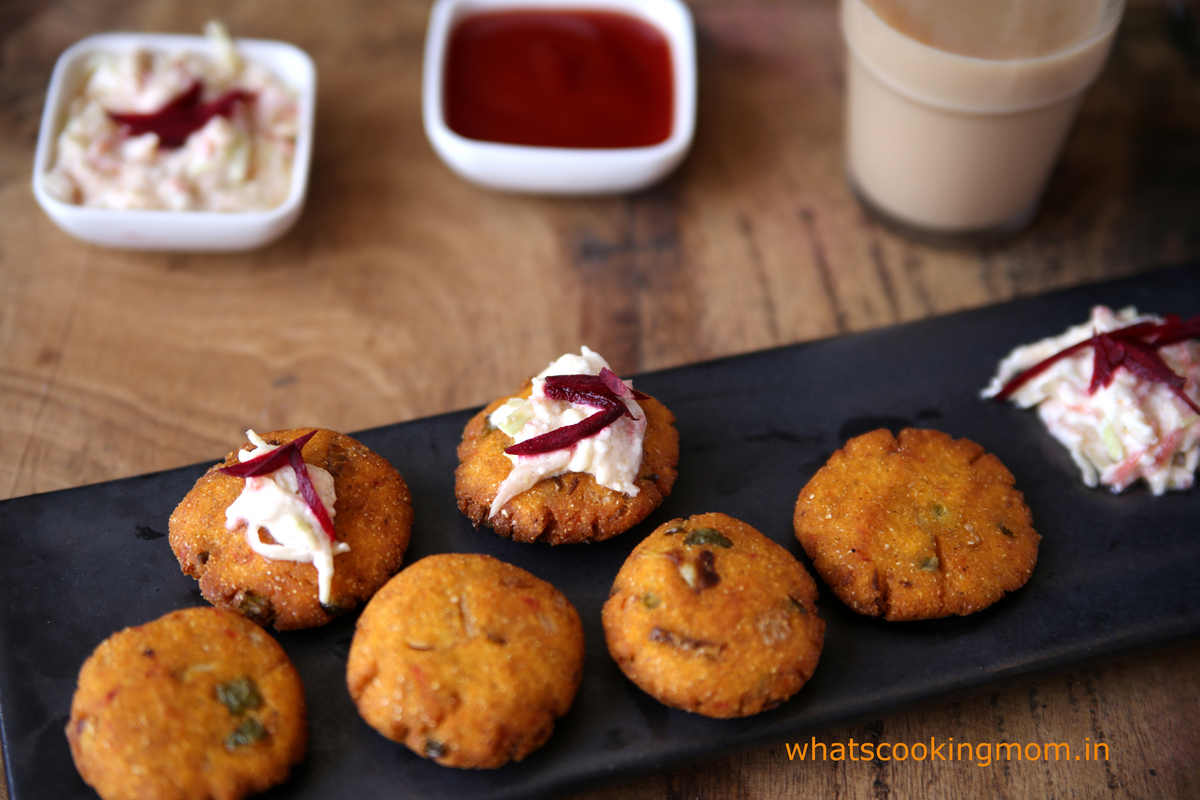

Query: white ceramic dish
left=32, top=33, right=316, bottom=252
left=422, top=0, right=696, bottom=195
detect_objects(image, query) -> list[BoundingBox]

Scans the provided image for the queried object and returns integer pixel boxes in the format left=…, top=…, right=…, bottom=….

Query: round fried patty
left=67, top=607, right=306, bottom=800
left=455, top=383, right=679, bottom=544
left=169, top=427, right=413, bottom=631
left=603, top=513, right=825, bottom=718
left=794, top=428, right=1039, bottom=621
left=346, top=553, right=585, bottom=768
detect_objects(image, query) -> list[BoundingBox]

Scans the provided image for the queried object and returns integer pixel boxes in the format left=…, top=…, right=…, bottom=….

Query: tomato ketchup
left=443, top=10, right=674, bottom=148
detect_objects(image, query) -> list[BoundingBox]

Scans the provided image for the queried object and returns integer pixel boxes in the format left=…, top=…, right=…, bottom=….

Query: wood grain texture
left=1, top=0, right=1198, bottom=798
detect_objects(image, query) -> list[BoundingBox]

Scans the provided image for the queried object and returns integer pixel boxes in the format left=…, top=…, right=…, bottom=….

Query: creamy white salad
left=982, top=306, right=1200, bottom=495
left=225, top=430, right=348, bottom=605
left=43, top=21, right=298, bottom=211
left=488, top=347, right=647, bottom=518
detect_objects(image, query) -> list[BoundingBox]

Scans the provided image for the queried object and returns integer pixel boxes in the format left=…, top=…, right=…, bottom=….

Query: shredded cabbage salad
left=983, top=306, right=1200, bottom=495
left=44, top=21, right=298, bottom=211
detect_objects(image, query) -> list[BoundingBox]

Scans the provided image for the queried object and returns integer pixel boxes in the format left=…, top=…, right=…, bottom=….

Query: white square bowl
left=422, top=0, right=696, bottom=195
left=32, top=33, right=316, bottom=252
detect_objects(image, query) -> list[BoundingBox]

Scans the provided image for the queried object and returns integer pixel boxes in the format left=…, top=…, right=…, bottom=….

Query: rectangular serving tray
left=2, top=264, right=1199, bottom=800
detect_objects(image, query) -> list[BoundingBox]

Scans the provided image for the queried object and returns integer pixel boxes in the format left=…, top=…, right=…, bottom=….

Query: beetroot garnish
left=543, top=374, right=631, bottom=417
left=504, top=370, right=648, bottom=457
left=218, top=430, right=336, bottom=543
left=992, top=340, right=1092, bottom=402
left=219, top=429, right=317, bottom=478
left=599, top=367, right=649, bottom=400
left=543, top=373, right=643, bottom=420
left=1149, top=315, right=1200, bottom=347
left=505, top=403, right=625, bottom=456
left=107, top=81, right=255, bottom=148
left=993, top=315, right=1200, bottom=416
left=1117, top=337, right=1186, bottom=389
left=288, top=447, right=337, bottom=543
left=1089, top=332, right=1122, bottom=393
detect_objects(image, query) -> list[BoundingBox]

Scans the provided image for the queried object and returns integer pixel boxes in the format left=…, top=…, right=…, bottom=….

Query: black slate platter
left=3, top=264, right=1200, bottom=800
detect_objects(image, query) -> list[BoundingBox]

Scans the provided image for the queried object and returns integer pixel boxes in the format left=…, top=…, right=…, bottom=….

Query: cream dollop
left=982, top=306, right=1200, bottom=495
left=488, top=347, right=647, bottom=518
left=224, top=430, right=348, bottom=604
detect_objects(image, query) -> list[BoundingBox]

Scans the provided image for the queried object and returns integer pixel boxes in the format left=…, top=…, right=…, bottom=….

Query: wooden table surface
left=2, top=1, right=1199, bottom=798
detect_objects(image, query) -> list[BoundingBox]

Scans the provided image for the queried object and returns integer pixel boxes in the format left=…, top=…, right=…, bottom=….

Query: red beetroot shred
left=600, top=367, right=649, bottom=401
left=993, top=314, right=1200, bottom=416
left=542, top=372, right=642, bottom=419
left=107, top=81, right=255, bottom=148
left=218, top=430, right=337, bottom=543
left=505, top=404, right=626, bottom=456
left=504, top=370, right=645, bottom=457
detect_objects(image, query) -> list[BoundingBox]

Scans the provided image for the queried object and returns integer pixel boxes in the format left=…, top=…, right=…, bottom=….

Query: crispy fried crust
left=602, top=513, right=825, bottom=718
left=67, top=607, right=307, bottom=800
left=794, top=428, right=1040, bottom=622
left=345, top=554, right=585, bottom=769
left=169, top=428, right=413, bottom=631
left=454, top=382, right=679, bottom=544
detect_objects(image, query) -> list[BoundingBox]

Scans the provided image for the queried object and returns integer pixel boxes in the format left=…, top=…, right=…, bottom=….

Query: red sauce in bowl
left=443, top=10, right=674, bottom=149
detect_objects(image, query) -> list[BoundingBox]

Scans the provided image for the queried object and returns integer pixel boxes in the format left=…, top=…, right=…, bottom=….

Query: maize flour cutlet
left=169, top=427, right=413, bottom=631
left=67, top=607, right=307, bottom=800
left=794, top=427, right=1039, bottom=621
left=603, top=513, right=825, bottom=718
left=456, top=388, right=678, bottom=544
left=346, top=553, right=585, bottom=768
left=455, top=348, right=679, bottom=544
